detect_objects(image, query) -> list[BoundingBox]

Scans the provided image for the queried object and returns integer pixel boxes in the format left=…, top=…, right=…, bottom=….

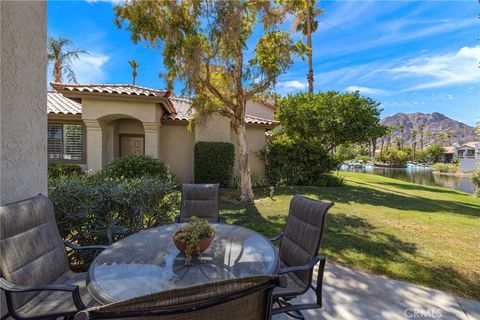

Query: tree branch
left=246, top=80, right=272, bottom=100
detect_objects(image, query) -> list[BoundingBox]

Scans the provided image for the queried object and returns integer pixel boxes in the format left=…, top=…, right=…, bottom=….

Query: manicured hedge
left=102, top=155, right=170, bottom=180
left=194, top=142, right=235, bottom=187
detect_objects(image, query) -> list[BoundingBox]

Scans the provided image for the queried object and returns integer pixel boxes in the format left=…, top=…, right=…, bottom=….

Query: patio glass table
left=87, top=223, right=279, bottom=304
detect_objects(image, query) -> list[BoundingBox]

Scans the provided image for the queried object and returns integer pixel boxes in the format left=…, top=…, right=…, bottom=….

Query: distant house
left=48, top=83, right=278, bottom=182
left=444, top=142, right=480, bottom=172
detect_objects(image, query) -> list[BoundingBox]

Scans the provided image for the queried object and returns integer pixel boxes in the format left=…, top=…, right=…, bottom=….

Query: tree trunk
left=233, top=117, right=255, bottom=202
left=132, top=71, right=137, bottom=85
left=306, top=0, right=314, bottom=94
left=420, top=133, right=423, bottom=150
left=53, top=60, right=62, bottom=83
left=380, top=138, right=384, bottom=161
left=371, top=139, right=376, bottom=160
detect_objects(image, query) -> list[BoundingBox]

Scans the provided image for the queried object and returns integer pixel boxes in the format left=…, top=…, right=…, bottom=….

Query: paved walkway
left=273, top=262, right=480, bottom=320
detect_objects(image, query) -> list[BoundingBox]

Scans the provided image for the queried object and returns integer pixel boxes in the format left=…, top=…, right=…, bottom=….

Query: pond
left=339, top=164, right=476, bottom=194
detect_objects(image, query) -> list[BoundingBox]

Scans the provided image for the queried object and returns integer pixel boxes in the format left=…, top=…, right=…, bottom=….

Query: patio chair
left=175, top=183, right=224, bottom=223
left=0, top=194, right=107, bottom=320
left=269, top=194, right=334, bottom=320
left=74, top=275, right=282, bottom=320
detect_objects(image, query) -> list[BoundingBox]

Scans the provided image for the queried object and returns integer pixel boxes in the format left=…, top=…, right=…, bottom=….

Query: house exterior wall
left=194, top=113, right=231, bottom=142
left=460, top=159, right=479, bottom=173
left=0, top=1, right=47, bottom=315
left=246, top=101, right=275, bottom=120
left=159, top=123, right=195, bottom=183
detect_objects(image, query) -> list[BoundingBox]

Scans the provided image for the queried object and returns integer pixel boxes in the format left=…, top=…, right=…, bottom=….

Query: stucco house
left=47, top=83, right=278, bottom=182
left=444, top=142, right=480, bottom=172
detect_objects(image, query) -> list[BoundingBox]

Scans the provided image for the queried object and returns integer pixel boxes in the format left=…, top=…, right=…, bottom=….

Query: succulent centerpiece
left=173, top=216, right=216, bottom=265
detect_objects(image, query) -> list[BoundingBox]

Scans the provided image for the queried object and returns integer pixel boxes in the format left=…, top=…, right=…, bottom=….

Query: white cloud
left=345, top=86, right=387, bottom=95
left=276, top=80, right=308, bottom=92
left=71, top=53, right=110, bottom=84
left=392, top=45, right=480, bottom=91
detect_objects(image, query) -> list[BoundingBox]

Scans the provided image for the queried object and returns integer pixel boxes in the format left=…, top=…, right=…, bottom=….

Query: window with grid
left=47, top=123, right=84, bottom=162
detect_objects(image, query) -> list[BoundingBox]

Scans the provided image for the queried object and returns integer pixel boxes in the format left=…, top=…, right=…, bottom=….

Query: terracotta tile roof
left=163, top=96, right=279, bottom=127
left=461, top=142, right=479, bottom=148
left=47, top=92, right=82, bottom=115
left=50, top=83, right=171, bottom=98
left=444, top=146, right=454, bottom=153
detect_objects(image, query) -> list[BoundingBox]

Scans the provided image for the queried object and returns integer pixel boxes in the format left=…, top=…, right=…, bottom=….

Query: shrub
left=194, top=142, right=235, bottom=187
left=264, top=134, right=342, bottom=186
left=381, top=148, right=408, bottom=166
left=48, top=163, right=84, bottom=179
left=425, top=144, right=445, bottom=164
left=472, top=163, right=480, bottom=197
left=102, top=155, right=170, bottom=180
left=49, top=175, right=178, bottom=265
left=432, top=163, right=458, bottom=174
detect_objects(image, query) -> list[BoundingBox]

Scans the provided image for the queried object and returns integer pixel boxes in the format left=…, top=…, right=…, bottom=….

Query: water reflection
left=339, top=164, right=475, bottom=194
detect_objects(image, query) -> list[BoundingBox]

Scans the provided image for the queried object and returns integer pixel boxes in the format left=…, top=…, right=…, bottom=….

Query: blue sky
left=48, top=0, right=480, bottom=125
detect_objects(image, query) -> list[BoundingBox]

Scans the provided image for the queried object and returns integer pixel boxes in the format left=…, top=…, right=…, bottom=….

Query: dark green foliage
left=49, top=174, right=179, bottom=265
left=102, top=155, right=170, bottom=180
left=194, top=142, right=235, bottom=187
left=264, top=134, right=342, bottom=186
left=276, top=91, right=387, bottom=151
left=425, top=144, right=445, bottom=163
left=48, top=163, right=84, bottom=179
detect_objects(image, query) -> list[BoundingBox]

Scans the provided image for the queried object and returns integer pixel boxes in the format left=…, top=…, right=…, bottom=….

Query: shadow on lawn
left=253, top=183, right=480, bottom=218
left=219, top=186, right=480, bottom=299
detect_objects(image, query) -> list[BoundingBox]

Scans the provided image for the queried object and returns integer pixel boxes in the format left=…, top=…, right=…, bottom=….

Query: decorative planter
left=173, top=230, right=214, bottom=256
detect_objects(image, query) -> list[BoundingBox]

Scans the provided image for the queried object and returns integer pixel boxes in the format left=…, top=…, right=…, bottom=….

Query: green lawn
left=220, top=171, right=480, bottom=300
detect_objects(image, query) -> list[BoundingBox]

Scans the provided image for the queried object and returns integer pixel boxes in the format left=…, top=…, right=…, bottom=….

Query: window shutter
left=48, top=124, right=63, bottom=159
left=63, top=124, right=84, bottom=161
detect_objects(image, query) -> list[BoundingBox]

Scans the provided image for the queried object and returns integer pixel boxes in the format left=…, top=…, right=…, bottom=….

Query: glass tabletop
left=87, top=223, right=279, bottom=304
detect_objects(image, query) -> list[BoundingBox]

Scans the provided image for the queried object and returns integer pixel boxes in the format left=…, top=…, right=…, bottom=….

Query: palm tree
left=386, top=125, right=394, bottom=149
left=398, top=124, right=405, bottom=149
left=292, top=0, right=323, bottom=93
left=394, top=136, right=402, bottom=150
left=476, top=121, right=480, bottom=136
left=426, top=131, right=432, bottom=145
left=48, top=36, right=88, bottom=83
left=418, top=123, right=425, bottom=150
left=446, top=130, right=453, bottom=146
left=128, top=60, right=139, bottom=85
left=411, top=129, right=418, bottom=161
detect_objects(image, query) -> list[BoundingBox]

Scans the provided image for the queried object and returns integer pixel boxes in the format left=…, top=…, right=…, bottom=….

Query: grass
left=220, top=171, right=480, bottom=300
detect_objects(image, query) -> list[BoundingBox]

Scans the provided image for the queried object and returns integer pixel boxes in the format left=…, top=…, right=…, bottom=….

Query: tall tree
left=476, top=121, right=480, bottom=136
left=386, top=125, right=394, bottom=150
left=128, top=60, right=139, bottom=85
left=292, top=0, right=323, bottom=93
left=115, top=1, right=306, bottom=202
left=446, top=130, right=453, bottom=146
left=418, top=122, right=425, bottom=150
left=398, top=124, right=405, bottom=149
left=48, top=36, right=88, bottom=83
left=411, top=128, right=418, bottom=161
left=426, top=131, right=432, bottom=145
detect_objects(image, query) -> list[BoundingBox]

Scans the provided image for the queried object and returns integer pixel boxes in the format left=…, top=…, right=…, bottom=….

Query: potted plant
left=173, top=216, right=216, bottom=264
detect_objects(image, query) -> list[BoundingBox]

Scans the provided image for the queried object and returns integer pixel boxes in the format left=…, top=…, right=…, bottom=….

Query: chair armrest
left=0, top=277, right=87, bottom=310
left=218, top=216, right=225, bottom=224
left=64, top=240, right=108, bottom=251
left=269, top=232, right=284, bottom=242
left=277, top=255, right=325, bottom=274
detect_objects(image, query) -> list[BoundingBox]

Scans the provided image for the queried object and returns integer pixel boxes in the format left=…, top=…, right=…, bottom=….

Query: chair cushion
left=272, top=261, right=308, bottom=298
left=16, top=270, right=97, bottom=318
left=180, top=184, right=219, bottom=222
left=278, top=195, right=333, bottom=293
left=0, top=194, right=70, bottom=309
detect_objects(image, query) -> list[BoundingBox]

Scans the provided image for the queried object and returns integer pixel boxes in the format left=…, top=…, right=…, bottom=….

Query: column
left=143, top=121, right=160, bottom=158
left=84, top=119, right=104, bottom=172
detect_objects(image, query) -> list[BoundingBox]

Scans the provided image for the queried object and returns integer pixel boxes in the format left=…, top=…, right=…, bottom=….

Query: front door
left=120, top=135, right=144, bottom=156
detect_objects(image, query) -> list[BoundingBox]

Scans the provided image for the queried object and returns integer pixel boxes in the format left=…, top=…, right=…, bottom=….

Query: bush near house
left=194, top=142, right=235, bottom=187
left=425, top=144, right=445, bottom=164
left=264, top=134, right=342, bottom=186
left=48, top=163, right=84, bottom=179
left=102, top=155, right=171, bottom=180
left=49, top=174, right=178, bottom=265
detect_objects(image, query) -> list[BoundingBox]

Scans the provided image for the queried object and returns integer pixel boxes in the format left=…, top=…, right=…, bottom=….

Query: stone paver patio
left=274, top=262, right=480, bottom=320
